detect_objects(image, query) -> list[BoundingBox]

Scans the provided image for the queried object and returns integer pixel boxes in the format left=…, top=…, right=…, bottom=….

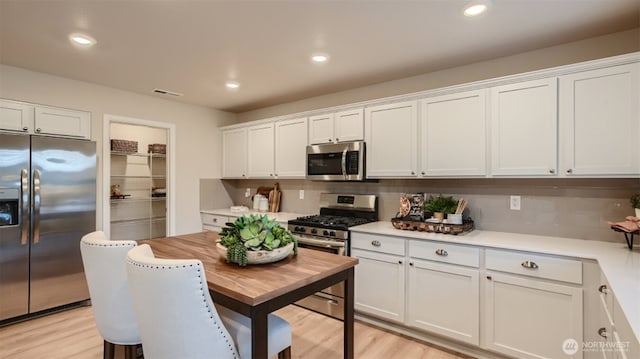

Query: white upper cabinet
left=1, top=100, right=90, bottom=139
left=559, top=63, right=640, bottom=176
left=34, top=105, right=91, bottom=139
left=0, top=99, right=34, bottom=133
left=308, top=108, right=364, bottom=144
left=274, top=117, right=308, bottom=178
left=334, top=108, right=364, bottom=142
left=365, top=101, right=418, bottom=178
left=308, top=113, right=334, bottom=144
left=247, top=123, right=275, bottom=178
left=420, top=90, right=486, bottom=176
left=490, top=78, right=558, bottom=176
left=222, top=128, right=247, bottom=178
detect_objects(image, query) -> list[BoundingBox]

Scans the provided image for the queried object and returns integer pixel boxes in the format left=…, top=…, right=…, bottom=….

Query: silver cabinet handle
left=33, top=169, right=41, bottom=245
left=341, top=149, right=347, bottom=178
left=598, top=327, right=608, bottom=339
left=521, top=260, right=538, bottom=269
left=371, top=240, right=381, bottom=247
left=21, top=169, right=29, bottom=246
left=598, top=284, right=609, bottom=294
left=22, top=126, right=28, bottom=131
left=435, top=249, right=448, bottom=256
left=36, top=128, right=41, bottom=133
left=566, top=169, right=573, bottom=174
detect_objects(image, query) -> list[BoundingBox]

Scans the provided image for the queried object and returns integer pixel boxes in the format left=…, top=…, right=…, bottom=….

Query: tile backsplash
left=211, top=178, right=639, bottom=243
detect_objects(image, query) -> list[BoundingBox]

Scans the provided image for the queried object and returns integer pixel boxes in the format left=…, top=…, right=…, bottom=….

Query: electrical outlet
left=510, top=195, right=521, bottom=211
left=245, top=188, right=251, bottom=198
left=299, top=190, right=304, bottom=200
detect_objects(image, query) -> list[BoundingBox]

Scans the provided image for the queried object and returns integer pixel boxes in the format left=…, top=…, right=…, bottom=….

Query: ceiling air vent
left=152, top=88, right=183, bottom=97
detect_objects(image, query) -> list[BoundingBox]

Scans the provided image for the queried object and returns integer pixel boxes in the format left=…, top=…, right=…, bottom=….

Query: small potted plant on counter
left=631, top=194, right=640, bottom=218
left=217, top=214, right=297, bottom=266
left=425, top=194, right=458, bottom=222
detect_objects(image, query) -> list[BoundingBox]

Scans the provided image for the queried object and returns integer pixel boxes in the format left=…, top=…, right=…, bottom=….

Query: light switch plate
left=245, top=188, right=251, bottom=198
left=299, top=190, right=304, bottom=200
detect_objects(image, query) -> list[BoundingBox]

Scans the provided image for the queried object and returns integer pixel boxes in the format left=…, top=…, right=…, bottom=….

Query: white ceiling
left=1, top=1, right=638, bottom=113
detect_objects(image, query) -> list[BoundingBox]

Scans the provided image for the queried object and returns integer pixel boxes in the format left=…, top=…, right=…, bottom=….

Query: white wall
left=0, top=64, right=237, bottom=235
left=237, top=28, right=640, bottom=122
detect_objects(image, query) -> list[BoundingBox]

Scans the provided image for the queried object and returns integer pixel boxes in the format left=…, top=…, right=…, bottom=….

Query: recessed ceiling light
left=311, top=54, right=329, bottom=63
left=463, top=2, right=489, bottom=17
left=225, top=81, right=240, bottom=89
left=69, top=33, right=97, bottom=47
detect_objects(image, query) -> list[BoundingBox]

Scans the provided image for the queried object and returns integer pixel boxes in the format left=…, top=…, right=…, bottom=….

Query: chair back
left=126, top=244, right=239, bottom=359
left=80, top=231, right=140, bottom=345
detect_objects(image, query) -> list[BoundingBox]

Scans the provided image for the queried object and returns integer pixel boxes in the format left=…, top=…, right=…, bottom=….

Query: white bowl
left=216, top=242, right=294, bottom=265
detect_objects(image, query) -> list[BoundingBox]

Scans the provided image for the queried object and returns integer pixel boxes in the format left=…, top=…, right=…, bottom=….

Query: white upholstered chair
left=80, top=231, right=141, bottom=359
left=125, top=244, right=292, bottom=359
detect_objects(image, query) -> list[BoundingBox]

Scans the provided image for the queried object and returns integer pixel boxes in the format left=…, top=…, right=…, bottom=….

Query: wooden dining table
left=139, top=231, right=358, bottom=359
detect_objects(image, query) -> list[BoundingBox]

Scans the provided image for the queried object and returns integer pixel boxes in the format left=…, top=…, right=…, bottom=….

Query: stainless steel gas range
left=288, top=193, right=378, bottom=319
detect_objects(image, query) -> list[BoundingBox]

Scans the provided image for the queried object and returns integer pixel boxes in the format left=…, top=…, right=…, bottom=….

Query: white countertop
left=201, top=208, right=306, bottom=224
left=351, top=221, right=640, bottom=344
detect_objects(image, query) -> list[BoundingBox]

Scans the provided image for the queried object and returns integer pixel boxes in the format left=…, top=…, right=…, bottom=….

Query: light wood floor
left=0, top=304, right=471, bottom=359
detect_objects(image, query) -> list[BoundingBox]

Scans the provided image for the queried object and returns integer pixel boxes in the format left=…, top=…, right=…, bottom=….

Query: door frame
left=102, top=114, right=176, bottom=238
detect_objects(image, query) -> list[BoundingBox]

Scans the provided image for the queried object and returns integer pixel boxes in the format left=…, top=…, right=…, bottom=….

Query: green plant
left=424, top=194, right=458, bottom=215
left=631, top=194, right=640, bottom=209
left=219, top=214, right=297, bottom=266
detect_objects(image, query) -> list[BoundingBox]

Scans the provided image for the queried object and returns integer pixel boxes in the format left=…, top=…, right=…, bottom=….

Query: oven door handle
left=296, top=236, right=345, bottom=248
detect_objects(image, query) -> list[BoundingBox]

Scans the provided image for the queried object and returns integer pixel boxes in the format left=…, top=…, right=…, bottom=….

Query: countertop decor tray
left=391, top=217, right=474, bottom=235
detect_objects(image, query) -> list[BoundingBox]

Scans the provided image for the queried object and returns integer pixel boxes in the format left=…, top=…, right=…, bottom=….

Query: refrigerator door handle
left=21, top=168, right=29, bottom=246
left=33, top=169, right=41, bottom=245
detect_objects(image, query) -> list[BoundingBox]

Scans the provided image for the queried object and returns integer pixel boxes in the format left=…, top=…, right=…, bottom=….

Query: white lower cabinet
left=351, top=248, right=405, bottom=323
left=483, top=248, right=584, bottom=359
left=201, top=213, right=230, bottom=232
left=351, top=233, right=405, bottom=323
left=407, top=259, right=479, bottom=345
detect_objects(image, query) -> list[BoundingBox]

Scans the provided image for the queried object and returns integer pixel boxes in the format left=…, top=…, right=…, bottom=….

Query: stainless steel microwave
left=306, top=141, right=365, bottom=181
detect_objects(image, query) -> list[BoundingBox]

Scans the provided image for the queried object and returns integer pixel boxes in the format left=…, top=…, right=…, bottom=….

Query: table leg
left=344, top=267, right=355, bottom=359
left=251, top=306, right=269, bottom=359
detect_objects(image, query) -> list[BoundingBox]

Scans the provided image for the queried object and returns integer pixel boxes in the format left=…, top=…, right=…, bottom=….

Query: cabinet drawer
left=351, top=233, right=405, bottom=256
left=201, top=213, right=228, bottom=227
left=409, top=240, right=479, bottom=268
left=486, top=249, right=582, bottom=284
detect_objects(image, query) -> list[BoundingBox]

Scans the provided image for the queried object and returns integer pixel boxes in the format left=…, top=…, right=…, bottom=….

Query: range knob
left=323, top=230, right=329, bottom=236
left=310, top=228, right=318, bottom=235
left=295, top=226, right=305, bottom=233
left=329, top=231, right=336, bottom=237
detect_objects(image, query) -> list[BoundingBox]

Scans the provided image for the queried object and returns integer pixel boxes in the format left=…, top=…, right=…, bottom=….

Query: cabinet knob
left=371, top=240, right=381, bottom=247
left=566, top=169, right=573, bottom=174
left=435, top=249, right=448, bottom=257
left=398, top=260, right=403, bottom=265
left=36, top=128, right=41, bottom=133
left=270, top=173, right=273, bottom=177
left=335, top=138, right=339, bottom=142
left=328, top=139, right=333, bottom=142
left=410, top=171, right=415, bottom=175
left=598, top=284, right=609, bottom=294
left=242, top=174, right=246, bottom=177
left=549, top=169, right=555, bottom=174
left=213, top=218, right=217, bottom=223
left=421, top=171, right=425, bottom=175
left=598, top=327, right=608, bottom=339
left=274, top=173, right=278, bottom=177
left=521, top=260, right=538, bottom=269
left=22, top=126, right=28, bottom=131
left=409, top=262, right=414, bottom=266
left=486, top=275, right=492, bottom=280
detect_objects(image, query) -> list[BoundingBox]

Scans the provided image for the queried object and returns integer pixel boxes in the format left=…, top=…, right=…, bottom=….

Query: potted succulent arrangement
left=631, top=194, right=640, bottom=218
left=424, top=194, right=458, bottom=221
left=217, top=214, right=297, bottom=266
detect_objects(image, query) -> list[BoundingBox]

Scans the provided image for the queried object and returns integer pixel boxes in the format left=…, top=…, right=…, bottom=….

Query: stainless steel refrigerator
left=0, top=133, right=96, bottom=321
